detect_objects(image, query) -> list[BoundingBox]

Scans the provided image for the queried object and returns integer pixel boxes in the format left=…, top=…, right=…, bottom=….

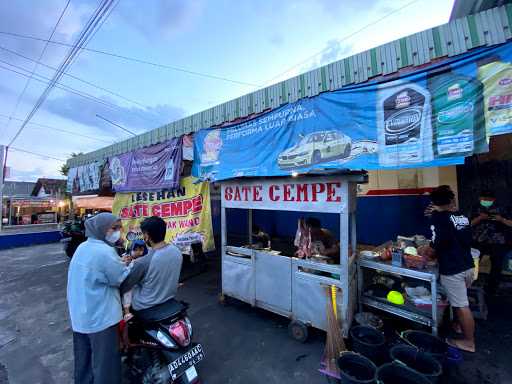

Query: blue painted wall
left=0, top=231, right=62, bottom=250
left=212, top=195, right=431, bottom=246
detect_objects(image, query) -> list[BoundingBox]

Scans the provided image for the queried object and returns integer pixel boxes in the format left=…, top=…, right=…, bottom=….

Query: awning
left=72, top=195, right=114, bottom=211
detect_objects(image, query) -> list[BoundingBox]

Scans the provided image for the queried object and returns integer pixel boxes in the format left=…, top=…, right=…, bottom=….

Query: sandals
left=446, top=338, right=475, bottom=353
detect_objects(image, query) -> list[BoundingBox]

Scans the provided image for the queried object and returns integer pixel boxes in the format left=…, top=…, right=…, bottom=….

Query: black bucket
left=377, top=363, right=431, bottom=384
left=337, top=352, right=377, bottom=384
left=390, top=345, right=443, bottom=383
left=401, top=331, right=447, bottom=362
left=349, top=326, right=385, bottom=363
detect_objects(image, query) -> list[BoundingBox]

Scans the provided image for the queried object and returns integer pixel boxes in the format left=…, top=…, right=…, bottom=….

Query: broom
left=324, top=285, right=346, bottom=375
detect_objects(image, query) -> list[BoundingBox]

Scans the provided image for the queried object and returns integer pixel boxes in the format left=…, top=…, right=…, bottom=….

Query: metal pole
left=248, top=209, right=253, bottom=245
left=8, top=197, right=12, bottom=225
left=0, top=145, right=4, bottom=232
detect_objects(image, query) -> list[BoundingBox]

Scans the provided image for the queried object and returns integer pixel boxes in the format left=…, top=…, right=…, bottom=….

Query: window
left=325, top=132, right=336, bottom=142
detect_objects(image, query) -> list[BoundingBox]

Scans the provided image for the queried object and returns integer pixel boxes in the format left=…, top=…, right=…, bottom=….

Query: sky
left=0, top=0, right=455, bottom=181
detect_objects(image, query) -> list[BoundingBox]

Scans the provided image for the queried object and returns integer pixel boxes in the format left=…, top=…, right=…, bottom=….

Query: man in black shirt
left=471, top=191, right=512, bottom=295
left=430, top=186, right=475, bottom=353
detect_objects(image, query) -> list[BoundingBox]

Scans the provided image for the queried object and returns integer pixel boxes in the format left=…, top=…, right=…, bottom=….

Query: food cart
left=220, top=173, right=367, bottom=340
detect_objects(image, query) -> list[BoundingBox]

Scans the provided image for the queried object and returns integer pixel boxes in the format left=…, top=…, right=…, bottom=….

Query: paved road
left=0, top=243, right=511, bottom=383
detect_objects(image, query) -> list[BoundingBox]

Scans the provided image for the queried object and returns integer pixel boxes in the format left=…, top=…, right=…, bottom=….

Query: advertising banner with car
left=109, top=138, right=182, bottom=192
left=193, top=43, right=512, bottom=182
left=112, top=177, right=214, bottom=253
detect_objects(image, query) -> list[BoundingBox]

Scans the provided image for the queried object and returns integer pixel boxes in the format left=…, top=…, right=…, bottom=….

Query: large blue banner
left=193, top=43, right=512, bottom=182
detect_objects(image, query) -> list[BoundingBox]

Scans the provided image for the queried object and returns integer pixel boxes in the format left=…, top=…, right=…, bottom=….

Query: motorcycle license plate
left=168, top=344, right=204, bottom=380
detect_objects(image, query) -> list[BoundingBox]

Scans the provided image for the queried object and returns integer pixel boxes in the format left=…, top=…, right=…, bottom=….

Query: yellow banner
left=112, top=177, right=214, bottom=252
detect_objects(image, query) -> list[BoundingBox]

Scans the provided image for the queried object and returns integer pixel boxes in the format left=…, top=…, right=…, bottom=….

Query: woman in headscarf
left=67, top=213, right=130, bottom=384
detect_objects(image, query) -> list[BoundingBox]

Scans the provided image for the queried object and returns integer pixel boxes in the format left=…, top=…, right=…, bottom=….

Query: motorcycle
left=60, top=219, right=86, bottom=258
left=121, top=298, right=204, bottom=384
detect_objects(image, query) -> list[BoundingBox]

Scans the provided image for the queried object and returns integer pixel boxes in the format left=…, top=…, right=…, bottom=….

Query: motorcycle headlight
left=156, top=330, right=176, bottom=348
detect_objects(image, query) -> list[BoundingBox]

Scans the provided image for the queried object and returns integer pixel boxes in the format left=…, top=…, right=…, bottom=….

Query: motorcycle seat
left=133, top=298, right=188, bottom=323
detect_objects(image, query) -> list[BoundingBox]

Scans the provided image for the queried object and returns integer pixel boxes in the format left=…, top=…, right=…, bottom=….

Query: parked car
left=277, top=131, right=352, bottom=169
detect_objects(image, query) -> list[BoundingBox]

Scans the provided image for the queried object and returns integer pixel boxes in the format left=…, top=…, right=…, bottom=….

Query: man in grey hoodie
left=121, top=216, right=183, bottom=311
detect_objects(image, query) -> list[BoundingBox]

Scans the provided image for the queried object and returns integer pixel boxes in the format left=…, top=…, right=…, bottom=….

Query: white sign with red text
left=221, top=177, right=348, bottom=213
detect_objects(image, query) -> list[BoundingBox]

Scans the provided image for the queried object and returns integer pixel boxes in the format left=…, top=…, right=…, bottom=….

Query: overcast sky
left=0, top=0, right=454, bottom=181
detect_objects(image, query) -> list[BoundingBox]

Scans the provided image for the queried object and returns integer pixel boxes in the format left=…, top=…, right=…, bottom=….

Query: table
left=357, top=257, right=441, bottom=335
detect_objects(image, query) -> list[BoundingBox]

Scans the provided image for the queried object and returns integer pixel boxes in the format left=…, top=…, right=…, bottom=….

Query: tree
left=59, top=152, right=83, bottom=176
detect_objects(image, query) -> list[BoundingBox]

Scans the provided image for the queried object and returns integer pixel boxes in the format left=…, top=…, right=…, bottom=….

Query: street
left=1, top=243, right=511, bottom=384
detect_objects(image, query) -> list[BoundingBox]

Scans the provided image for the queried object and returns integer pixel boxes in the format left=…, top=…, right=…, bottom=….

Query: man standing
left=471, top=191, right=512, bottom=295
left=121, top=216, right=183, bottom=311
left=430, top=186, right=476, bottom=353
left=67, top=213, right=130, bottom=384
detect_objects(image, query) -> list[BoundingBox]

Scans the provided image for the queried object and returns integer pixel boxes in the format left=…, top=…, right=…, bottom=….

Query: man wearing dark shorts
left=430, top=186, right=475, bottom=353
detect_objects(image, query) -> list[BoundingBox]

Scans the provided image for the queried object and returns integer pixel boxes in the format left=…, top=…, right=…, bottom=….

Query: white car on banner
left=277, top=131, right=352, bottom=169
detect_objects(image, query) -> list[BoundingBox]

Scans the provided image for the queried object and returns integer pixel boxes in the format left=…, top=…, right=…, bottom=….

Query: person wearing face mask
left=120, top=216, right=183, bottom=313
left=67, top=213, right=130, bottom=384
left=471, top=191, right=512, bottom=295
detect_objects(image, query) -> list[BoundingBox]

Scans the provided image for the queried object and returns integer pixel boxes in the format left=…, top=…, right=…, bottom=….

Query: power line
left=7, top=0, right=117, bottom=147
left=96, top=114, right=136, bottom=136
left=0, top=59, right=146, bottom=117
left=0, top=113, right=114, bottom=144
left=9, top=147, right=66, bottom=162
left=0, top=30, right=260, bottom=87
left=2, top=0, right=71, bottom=137
left=0, top=45, right=153, bottom=110
left=261, top=0, right=421, bottom=87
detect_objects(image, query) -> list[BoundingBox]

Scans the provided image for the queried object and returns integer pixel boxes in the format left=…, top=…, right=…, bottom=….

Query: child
left=121, top=240, right=147, bottom=320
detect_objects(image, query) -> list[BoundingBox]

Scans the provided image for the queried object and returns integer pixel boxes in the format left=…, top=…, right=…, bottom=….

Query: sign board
left=109, top=138, right=182, bottom=192
left=221, top=176, right=353, bottom=213
left=112, top=177, right=214, bottom=253
left=37, top=212, right=56, bottom=224
left=67, top=162, right=102, bottom=193
left=194, top=43, right=512, bottom=182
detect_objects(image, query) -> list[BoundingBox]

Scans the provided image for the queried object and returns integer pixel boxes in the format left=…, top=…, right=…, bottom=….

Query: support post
left=248, top=208, right=253, bottom=245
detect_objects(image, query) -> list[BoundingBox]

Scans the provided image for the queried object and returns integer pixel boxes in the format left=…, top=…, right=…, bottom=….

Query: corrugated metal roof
left=2, top=181, right=36, bottom=197
left=450, top=0, right=511, bottom=20
left=68, top=4, right=512, bottom=168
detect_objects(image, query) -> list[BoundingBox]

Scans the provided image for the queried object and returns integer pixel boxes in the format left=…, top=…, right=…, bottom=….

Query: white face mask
left=105, top=230, right=121, bottom=245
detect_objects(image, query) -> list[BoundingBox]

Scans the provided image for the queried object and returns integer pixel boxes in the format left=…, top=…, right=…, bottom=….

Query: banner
left=221, top=176, right=352, bottom=213
left=112, top=177, right=214, bottom=253
left=109, top=138, right=182, bottom=192
left=67, top=162, right=102, bottom=193
left=193, top=43, right=512, bottom=182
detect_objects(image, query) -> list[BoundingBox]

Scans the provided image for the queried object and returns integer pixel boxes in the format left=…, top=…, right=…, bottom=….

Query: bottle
left=428, top=70, right=485, bottom=157
left=477, top=59, right=512, bottom=137
left=377, top=80, right=433, bottom=166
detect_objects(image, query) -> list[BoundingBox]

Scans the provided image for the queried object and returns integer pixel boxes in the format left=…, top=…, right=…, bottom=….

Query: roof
left=450, top=0, right=511, bottom=20
left=2, top=181, right=36, bottom=198
left=31, top=178, right=67, bottom=197
left=68, top=4, right=512, bottom=168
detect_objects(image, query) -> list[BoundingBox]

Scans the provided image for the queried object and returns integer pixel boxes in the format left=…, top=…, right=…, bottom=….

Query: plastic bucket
left=377, top=363, right=431, bottom=384
left=349, top=326, right=385, bottom=363
left=390, top=345, right=442, bottom=383
left=401, top=331, right=447, bottom=362
left=337, top=352, right=377, bottom=384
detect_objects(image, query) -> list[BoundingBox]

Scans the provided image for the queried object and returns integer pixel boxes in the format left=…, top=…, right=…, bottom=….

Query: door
left=254, top=251, right=292, bottom=313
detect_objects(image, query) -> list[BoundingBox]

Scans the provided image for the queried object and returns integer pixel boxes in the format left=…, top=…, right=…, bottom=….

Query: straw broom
left=324, top=285, right=346, bottom=375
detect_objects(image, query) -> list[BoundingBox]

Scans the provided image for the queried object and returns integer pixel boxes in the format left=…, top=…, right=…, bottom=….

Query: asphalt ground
left=0, top=243, right=511, bottom=384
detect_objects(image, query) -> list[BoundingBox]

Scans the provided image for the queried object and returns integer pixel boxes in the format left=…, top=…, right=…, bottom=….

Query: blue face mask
left=480, top=200, right=494, bottom=208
